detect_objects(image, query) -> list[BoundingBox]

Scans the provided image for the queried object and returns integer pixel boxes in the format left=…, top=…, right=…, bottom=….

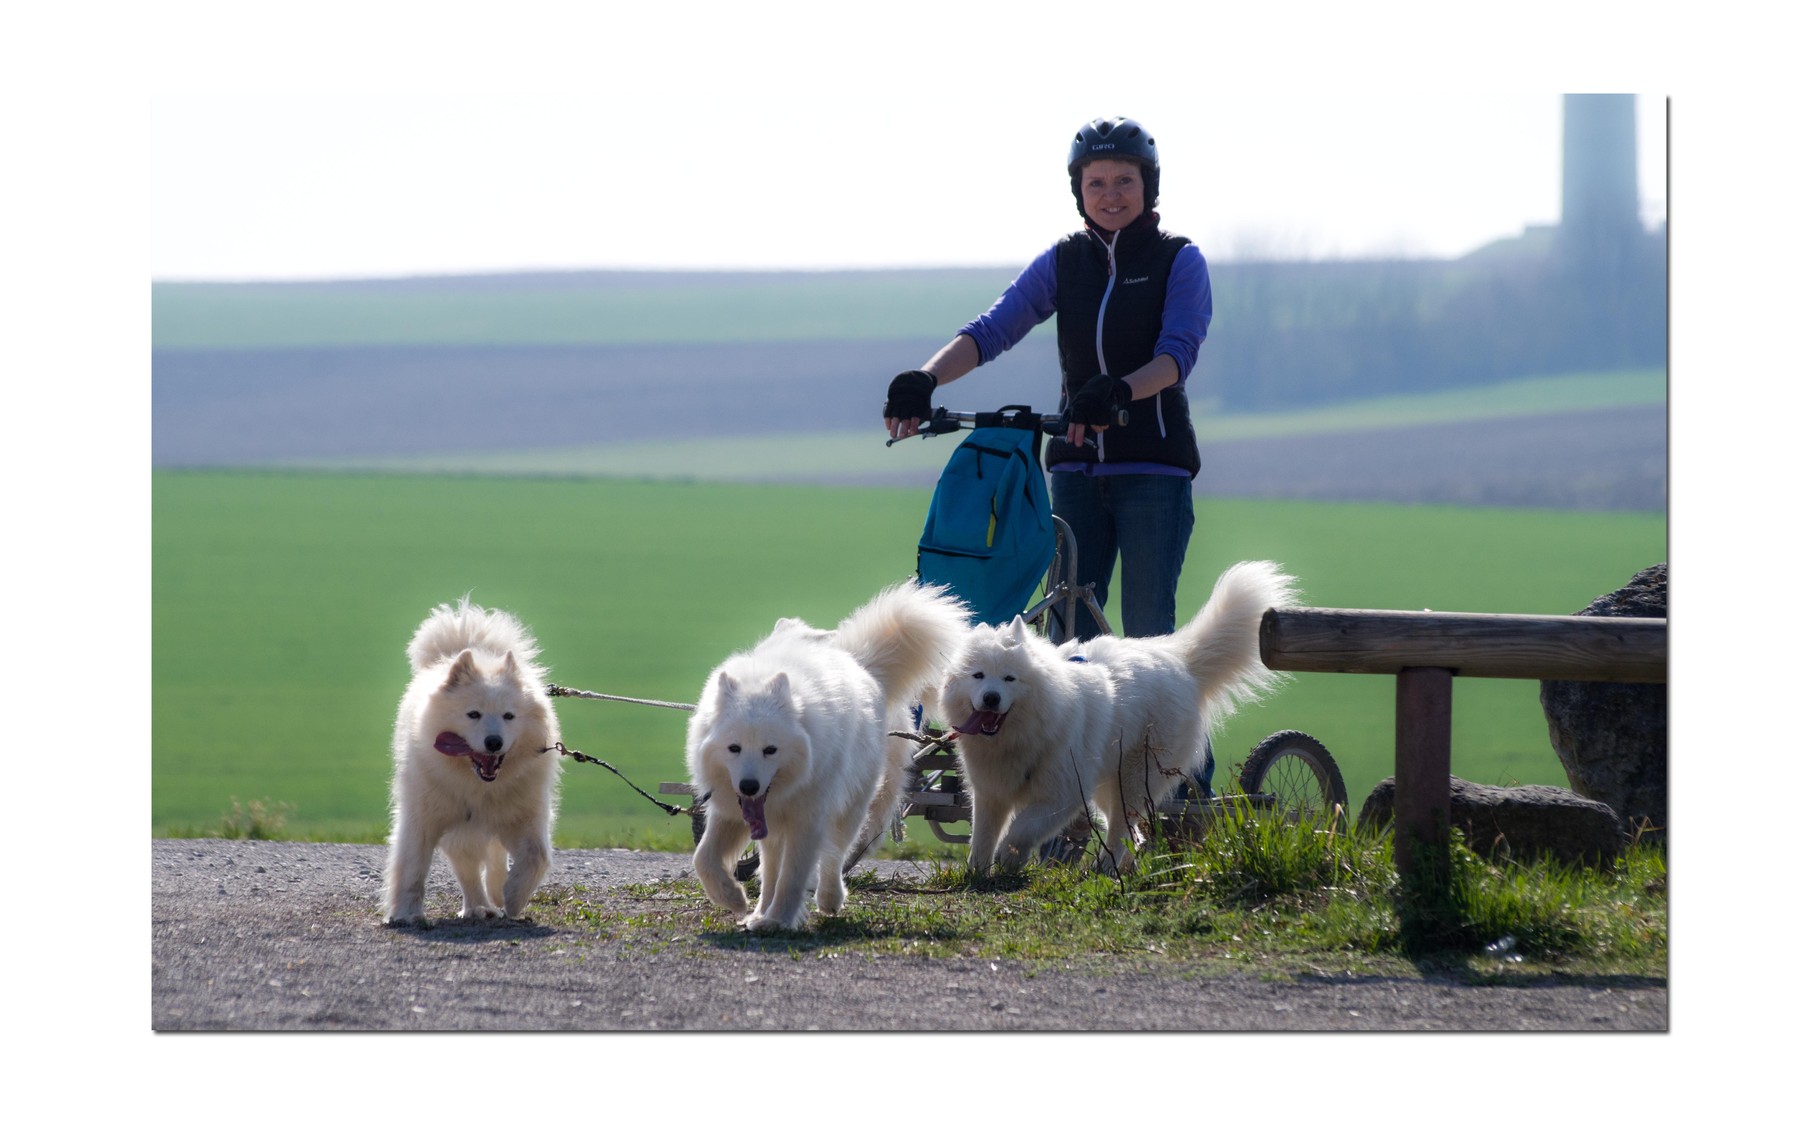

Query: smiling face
left=1077, top=158, right=1146, bottom=233
left=429, top=649, right=541, bottom=782
left=940, top=618, right=1039, bottom=737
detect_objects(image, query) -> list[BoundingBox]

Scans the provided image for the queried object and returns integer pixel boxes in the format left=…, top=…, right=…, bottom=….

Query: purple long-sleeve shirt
left=958, top=236, right=1212, bottom=381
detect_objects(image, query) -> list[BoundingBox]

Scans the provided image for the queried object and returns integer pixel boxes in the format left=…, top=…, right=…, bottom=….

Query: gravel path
left=152, top=839, right=1665, bottom=1032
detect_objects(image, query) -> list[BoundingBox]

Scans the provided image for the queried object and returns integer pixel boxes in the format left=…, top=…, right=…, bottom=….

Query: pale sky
left=151, top=92, right=1667, bottom=281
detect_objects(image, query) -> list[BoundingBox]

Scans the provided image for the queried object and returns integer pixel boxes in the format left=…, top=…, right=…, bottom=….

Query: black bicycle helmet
left=1067, top=116, right=1160, bottom=219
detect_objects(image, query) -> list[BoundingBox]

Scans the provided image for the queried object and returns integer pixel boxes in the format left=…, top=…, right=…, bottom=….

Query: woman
left=885, top=115, right=1213, bottom=648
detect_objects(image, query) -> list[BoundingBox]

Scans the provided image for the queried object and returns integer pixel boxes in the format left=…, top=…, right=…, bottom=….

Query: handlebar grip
left=1039, top=409, right=1128, bottom=437
left=885, top=404, right=1125, bottom=446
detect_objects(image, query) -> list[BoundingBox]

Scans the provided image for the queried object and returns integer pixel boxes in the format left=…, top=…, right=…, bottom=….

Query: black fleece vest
left=1046, top=220, right=1201, bottom=477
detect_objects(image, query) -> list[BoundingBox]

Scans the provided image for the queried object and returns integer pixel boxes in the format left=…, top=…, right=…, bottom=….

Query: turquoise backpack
left=915, top=421, right=1053, bottom=626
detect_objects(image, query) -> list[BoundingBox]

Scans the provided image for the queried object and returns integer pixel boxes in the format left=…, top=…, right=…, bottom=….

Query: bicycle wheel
left=1237, top=730, right=1347, bottom=823
left=689, top=799, right=760, bottom=881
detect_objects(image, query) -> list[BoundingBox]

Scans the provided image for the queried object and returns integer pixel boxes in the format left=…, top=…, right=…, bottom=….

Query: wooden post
left=1394, top=667, right=1455, bottom=891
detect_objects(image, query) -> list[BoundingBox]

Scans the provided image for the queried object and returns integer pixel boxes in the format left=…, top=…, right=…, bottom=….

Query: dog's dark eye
left=467, top=710, right=482, bottom=720
left=503, top=712, right=515, bottom=721
left=972, top=671, right=984, bottom=680
left=762, top=745, right=777, bottom=756
left=728, top=744, right=741, bottom=754
left=1003, top=675, right=1016, bottom=683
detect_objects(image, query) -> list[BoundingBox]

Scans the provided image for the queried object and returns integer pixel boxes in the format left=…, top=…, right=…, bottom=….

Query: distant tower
left=1559, top=94, right=1641, bottom=273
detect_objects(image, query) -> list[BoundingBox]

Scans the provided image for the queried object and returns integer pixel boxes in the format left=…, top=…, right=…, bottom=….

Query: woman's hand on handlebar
left=1065, top=420, right=1109, bottom=447
left=1062, top=374, right=1133, bottom=446
left=884, top=370, right=937, bottom=440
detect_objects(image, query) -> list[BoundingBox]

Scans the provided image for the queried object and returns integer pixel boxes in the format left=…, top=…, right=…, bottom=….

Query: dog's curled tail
left=1164, top=560, right=1300, bottom=726
left=834, top=580, right=972, bottom=708
left=406, top=596, right=546, bottom=678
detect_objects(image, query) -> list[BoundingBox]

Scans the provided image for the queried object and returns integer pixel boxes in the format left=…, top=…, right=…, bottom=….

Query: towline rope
left=537, top=741, right=690, bottom=817
left=539, top=684, right=696, bottom=816
left=545, top=684, right=696, bottom=711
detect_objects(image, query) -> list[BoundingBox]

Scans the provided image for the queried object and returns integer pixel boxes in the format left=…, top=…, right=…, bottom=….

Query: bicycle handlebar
left=885, top=404, right=1127, bottom=447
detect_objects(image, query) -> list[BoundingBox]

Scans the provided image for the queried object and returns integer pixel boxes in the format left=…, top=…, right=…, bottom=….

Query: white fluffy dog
left=383, top=599, right=560, bottom=927
left=945, top=560, right=1298, bottom=872
left=939, top=614, right=1120, bottom=874
left=687, top=581, right=969, bottom=931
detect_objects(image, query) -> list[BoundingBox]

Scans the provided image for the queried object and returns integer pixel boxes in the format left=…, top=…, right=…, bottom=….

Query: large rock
left=1359, top=776, right=1624, bottom=866
left=1539, top=564, right=1667, bottom=841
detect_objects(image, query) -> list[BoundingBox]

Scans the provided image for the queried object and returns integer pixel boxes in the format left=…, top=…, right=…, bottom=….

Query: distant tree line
left=1197, top=231, right=1667, bottom=411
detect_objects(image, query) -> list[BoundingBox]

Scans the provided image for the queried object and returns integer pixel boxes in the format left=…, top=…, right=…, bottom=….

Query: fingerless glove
left=1067, top=374, right=1132, bottom=427
left=884, top=369, right=938, bottom=420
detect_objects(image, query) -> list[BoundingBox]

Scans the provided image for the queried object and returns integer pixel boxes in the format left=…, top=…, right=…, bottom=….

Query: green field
left=290, top=368, right=1665, bottom=483
left=151, top=270, right=1016, bottom=349
left=152, top=471, right=1665, bottom=849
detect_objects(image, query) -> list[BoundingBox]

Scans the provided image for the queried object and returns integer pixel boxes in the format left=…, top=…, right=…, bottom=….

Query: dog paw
left=744, top=911, right=804, bottom=933
left=459, top=904, right=505, bottom=920
left=383, top=913, right=432, bottom=930
left=746, top=909, right=808, bottom=933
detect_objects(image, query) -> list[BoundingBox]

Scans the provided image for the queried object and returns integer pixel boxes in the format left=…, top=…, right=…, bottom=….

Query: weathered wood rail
left=1258, top=607, right=1667, bottom=890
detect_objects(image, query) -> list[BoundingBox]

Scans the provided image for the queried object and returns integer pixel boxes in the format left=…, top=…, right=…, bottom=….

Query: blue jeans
left=1048, top=470, right=1194, bottom=642
left=1048, top=470, right=1215, bottom=796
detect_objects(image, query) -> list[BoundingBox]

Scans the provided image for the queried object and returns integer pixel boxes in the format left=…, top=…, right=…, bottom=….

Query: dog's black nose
left=981, top=691, right=1001, bottom=710
left=484, top=734, right=503, bottom=752
left=739, top=778, right=760, bottom=796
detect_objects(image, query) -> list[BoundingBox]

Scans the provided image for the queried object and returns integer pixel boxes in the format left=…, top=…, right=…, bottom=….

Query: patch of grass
left=1150, top=801, right=1379, bottom=906
left=214, top=797, right=296, bottom=840
left=532, top=819, right=1666, bottom=979
left=1396, top=835, right=1669, bottom=969
left=164, top=820, right=390, bottom=843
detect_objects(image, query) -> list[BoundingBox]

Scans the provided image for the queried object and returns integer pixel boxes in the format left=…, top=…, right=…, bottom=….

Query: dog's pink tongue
left=953, top=710, right=994, bottom=736
left=436, top=731, right=502, bottom=781
left=738, top=793, right=769, bottom=840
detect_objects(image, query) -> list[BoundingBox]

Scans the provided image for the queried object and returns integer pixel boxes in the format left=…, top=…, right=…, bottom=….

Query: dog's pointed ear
left=1008, top=615, right=1029, bottom=640
left=502, top=650, right=520, bottom=677
left=762, top=672, right=793, bottom=705
left=442, top=650, right=479, bottom=690
left=714, top=670, right=739, bottom=703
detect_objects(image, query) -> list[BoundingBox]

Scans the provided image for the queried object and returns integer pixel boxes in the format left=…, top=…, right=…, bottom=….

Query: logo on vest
left=1122, top=275, right=1150, bottom=285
